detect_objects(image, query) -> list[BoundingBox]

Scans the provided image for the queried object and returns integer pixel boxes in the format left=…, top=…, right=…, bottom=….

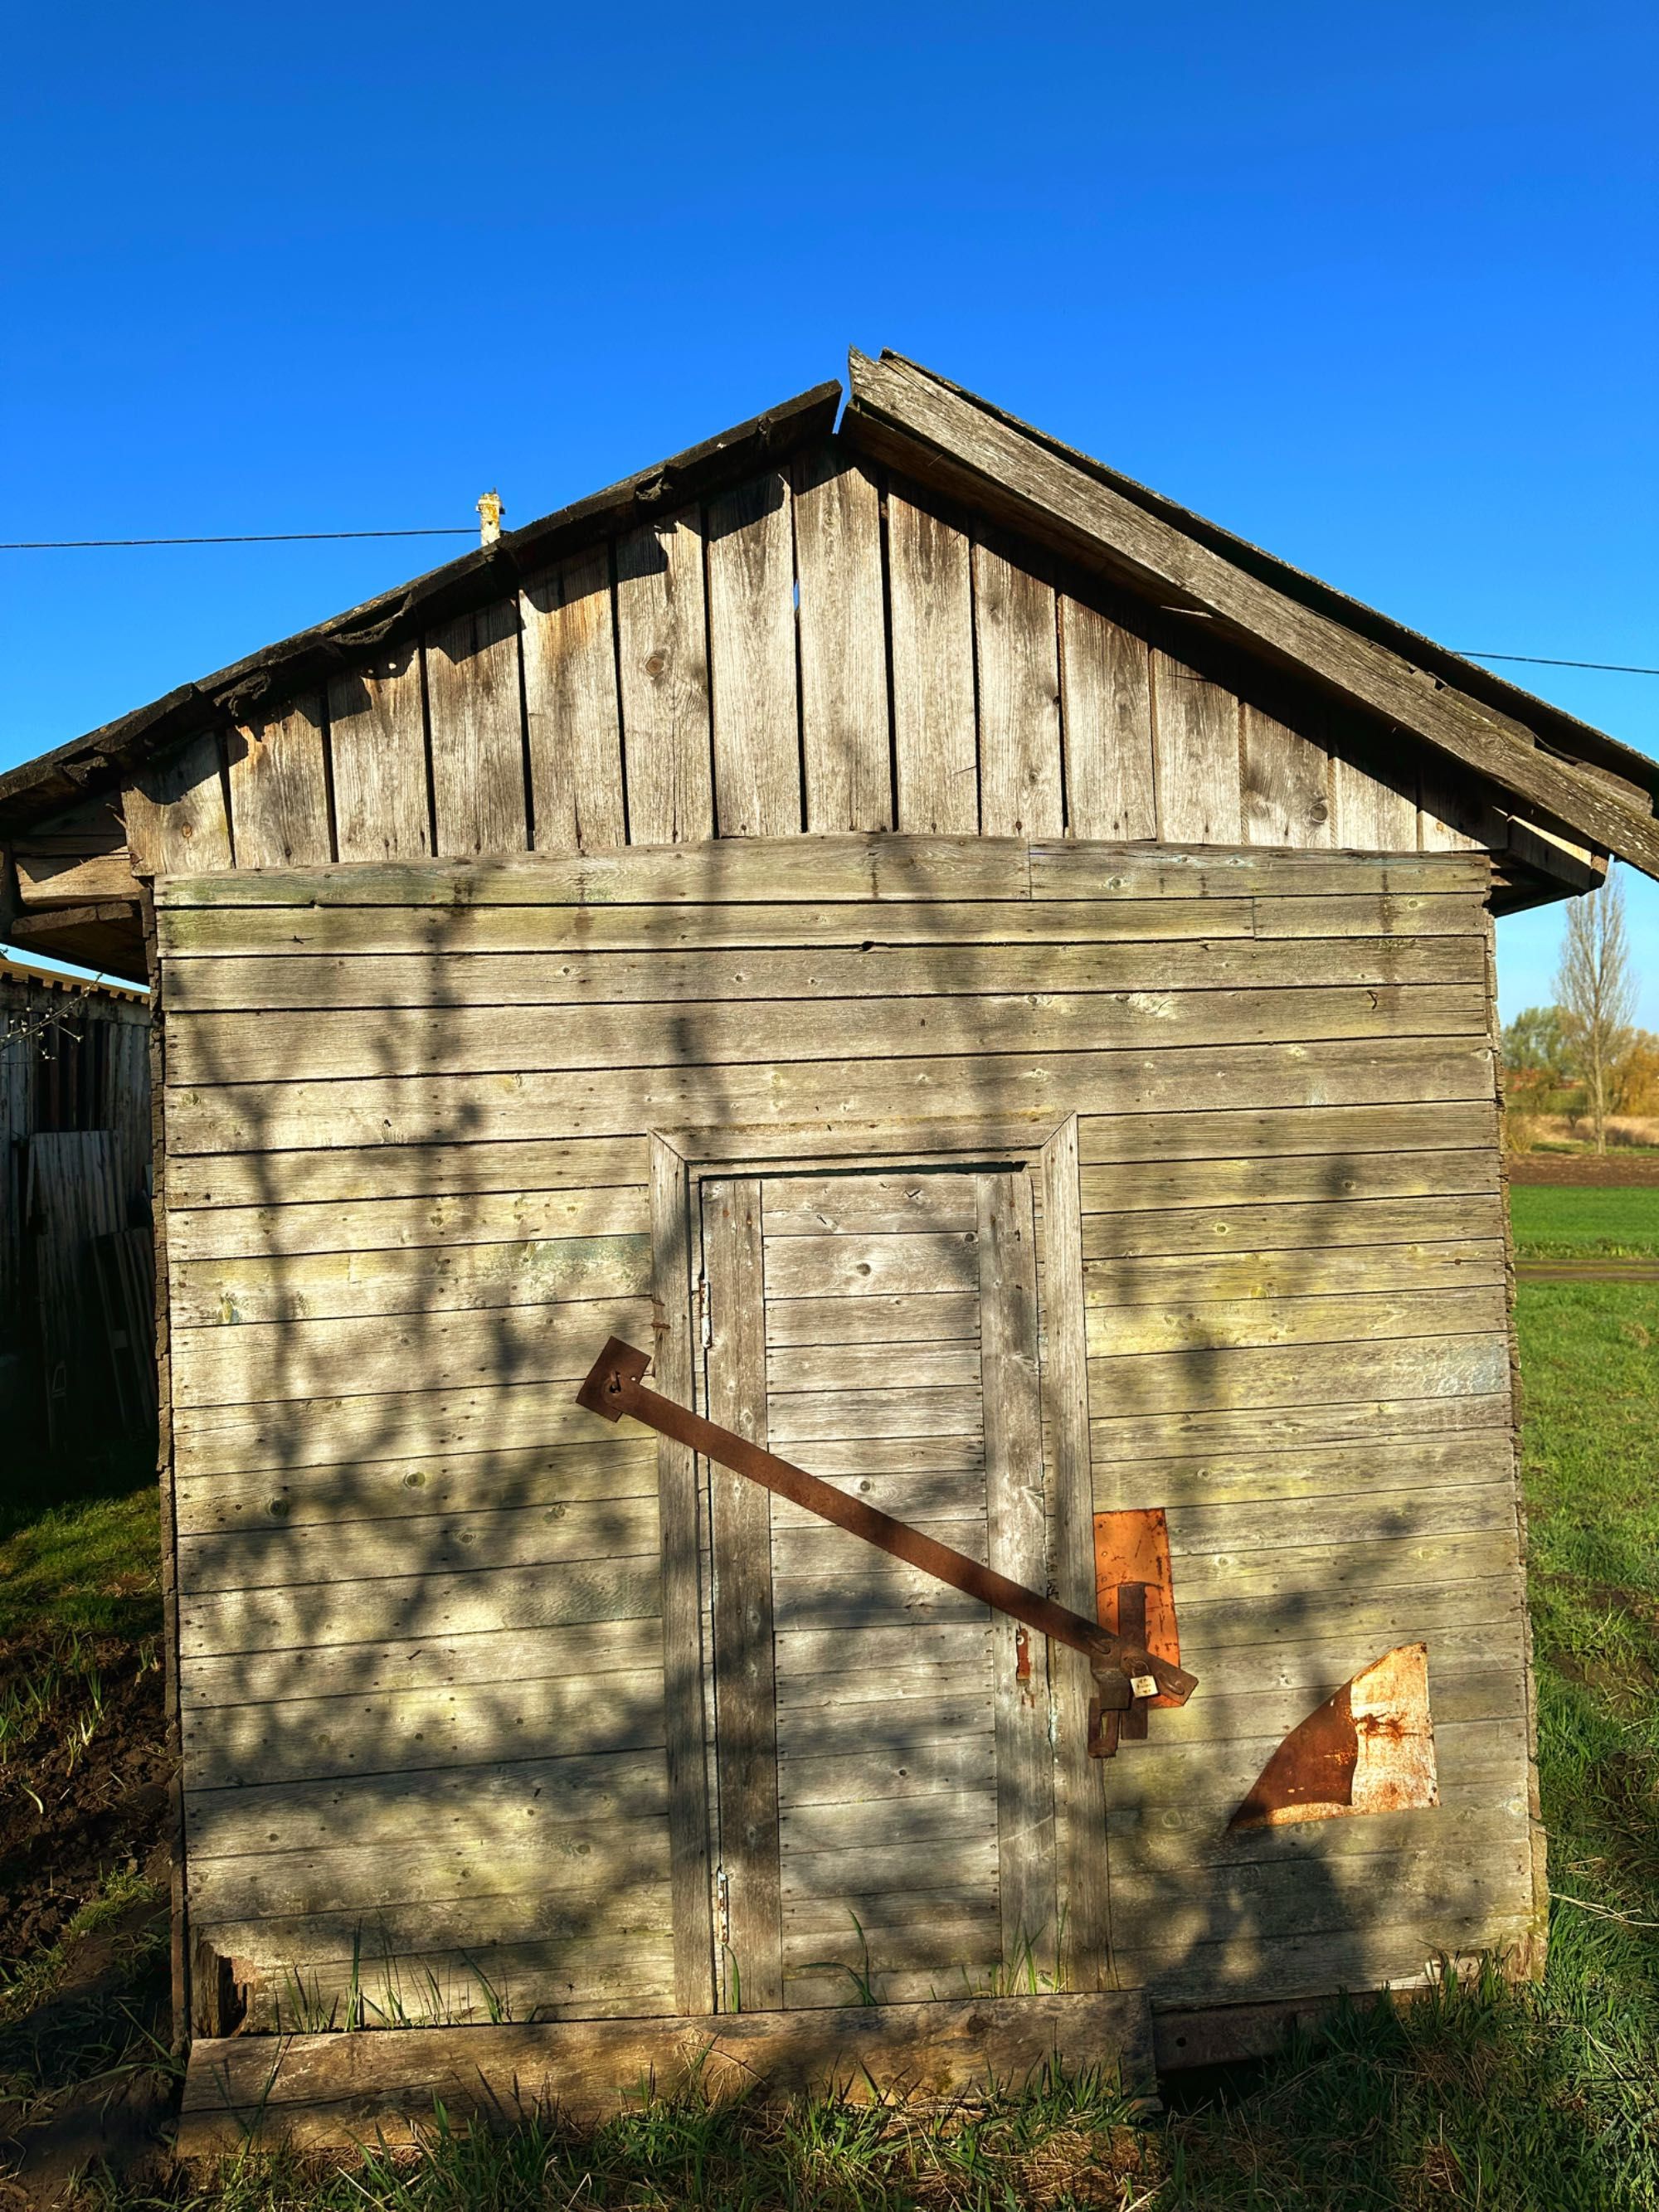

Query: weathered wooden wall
left=156, top=836, right=1537, bottom=2025
left=121, top=442, right=1519, bottom=885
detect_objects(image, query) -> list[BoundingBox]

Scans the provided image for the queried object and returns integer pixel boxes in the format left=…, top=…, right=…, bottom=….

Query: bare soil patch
left=1508, top=1155, right=1659, bottom=1187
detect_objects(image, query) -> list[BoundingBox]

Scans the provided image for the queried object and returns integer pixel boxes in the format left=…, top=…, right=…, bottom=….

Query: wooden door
left=699, top=1166, right=1057, bottom=2011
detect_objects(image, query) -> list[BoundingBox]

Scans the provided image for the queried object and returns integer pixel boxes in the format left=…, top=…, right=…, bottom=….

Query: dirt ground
left=1507, top=1153, right=1659, bottom=1186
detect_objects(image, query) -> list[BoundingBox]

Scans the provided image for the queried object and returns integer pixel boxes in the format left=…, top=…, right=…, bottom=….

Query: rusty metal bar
left=577, top=1336, right=1198, bottom=1712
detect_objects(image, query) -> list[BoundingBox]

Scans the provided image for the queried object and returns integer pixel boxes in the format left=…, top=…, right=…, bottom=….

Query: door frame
left=645, top=1115, right=1105, bottom=2015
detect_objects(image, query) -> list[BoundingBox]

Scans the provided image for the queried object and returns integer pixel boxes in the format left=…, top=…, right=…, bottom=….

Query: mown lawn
left=5, top=1252, right=1658, bottom=2208
left=1509, top=1182, right=1659, bottom=1258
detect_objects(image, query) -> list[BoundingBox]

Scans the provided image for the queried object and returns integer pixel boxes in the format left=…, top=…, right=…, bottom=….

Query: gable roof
left=2, top=352, right=1654, bottom=883
left=843, top=352, right=1659, bottom=880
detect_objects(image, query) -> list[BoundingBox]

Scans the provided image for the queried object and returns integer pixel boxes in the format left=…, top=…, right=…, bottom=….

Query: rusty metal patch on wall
left=1229, top=1642, right=1438, bottom=1831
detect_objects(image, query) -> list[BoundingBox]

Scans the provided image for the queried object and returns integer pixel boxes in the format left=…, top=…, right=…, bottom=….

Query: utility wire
left=2, top=532, right=1655, bottom=679
left=0, top=527, right=476, bottom=549
left=1452, top=651, right=1659, bottom=678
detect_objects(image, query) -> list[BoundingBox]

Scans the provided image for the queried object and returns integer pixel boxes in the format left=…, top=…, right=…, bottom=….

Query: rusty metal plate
left=1228, top=1642, right=1438, bottom=1831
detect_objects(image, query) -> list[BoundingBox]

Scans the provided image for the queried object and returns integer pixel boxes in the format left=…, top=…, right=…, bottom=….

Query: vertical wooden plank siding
left=1039, top=1119, right=1112, bottom=1990
left=705, top=473, right=801, bottom=837
left=520, top=547, right=628, bottom=854
left=978, top=1172, right=1057, bottom=1971
left=703, top=1179, right=785, bottom=2010
left=124, top=732, right=233, bottom=877
left=1331, top=739, right=1421, bottom=851
left=1151, top=653, right=1243, bottom=845
left=1058, top=600, right=1156, bottom=841
left=426, top=600, right=528, bottom=858
left=224, top=698, right=333, bottom=868
left=791, top=448, right=891, bottom=833
left=1241, top=703, right=1331, bottom=848
left=650, top=1138, right=717, bottom=2016
left=326, top=645, right=431, bottom=862
left=973, top=542, right=1063, bottom=839
left=887, top=489, right=978, bottom=833
left=615, top=510, right=714, bottom=846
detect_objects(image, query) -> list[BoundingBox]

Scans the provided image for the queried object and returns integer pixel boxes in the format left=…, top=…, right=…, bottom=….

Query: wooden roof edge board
left=0, top=382, right=844, bottom=837
left=875, top=349, right=1659, bottom=813
left=843, top=350, right=1659, bottom=884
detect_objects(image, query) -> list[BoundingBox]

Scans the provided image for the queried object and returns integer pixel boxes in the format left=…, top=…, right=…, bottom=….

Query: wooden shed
left=4, top=352, right=1657, bottom=2135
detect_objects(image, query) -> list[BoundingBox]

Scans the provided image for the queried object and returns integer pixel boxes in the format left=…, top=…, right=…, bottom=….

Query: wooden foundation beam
left=178, top=1991, right=1156, bottom=2152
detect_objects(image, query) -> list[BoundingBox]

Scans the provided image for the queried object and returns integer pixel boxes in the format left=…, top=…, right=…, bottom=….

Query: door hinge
left=713, top=1864, right=731, bottom=1946
left=698, top=1275, right=712, bottom=1353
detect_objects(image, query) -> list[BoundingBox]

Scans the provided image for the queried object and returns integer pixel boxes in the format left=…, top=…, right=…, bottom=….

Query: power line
left=1453, top=650, right=1659, bottom=678
left=1, top=529, right=1655, bottom=681
left=0, top=527, right=476, bottom=549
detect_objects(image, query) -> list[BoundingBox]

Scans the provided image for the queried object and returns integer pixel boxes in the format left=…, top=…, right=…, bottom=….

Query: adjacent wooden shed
left=4, top=352, right=1657, bottom=2135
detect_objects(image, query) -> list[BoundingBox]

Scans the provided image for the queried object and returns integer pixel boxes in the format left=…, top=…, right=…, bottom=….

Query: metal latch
left=577, top=1335, right=1199, bottom=1754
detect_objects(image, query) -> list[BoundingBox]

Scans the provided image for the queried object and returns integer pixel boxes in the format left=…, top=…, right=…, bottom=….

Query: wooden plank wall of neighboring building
left=154, top=837, right=1535, bottom=2024
left=119, top=444, right=1507, bottom=883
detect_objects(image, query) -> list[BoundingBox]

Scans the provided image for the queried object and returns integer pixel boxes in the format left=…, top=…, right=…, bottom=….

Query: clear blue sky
left=3, top=2, right=1655, bottom=1020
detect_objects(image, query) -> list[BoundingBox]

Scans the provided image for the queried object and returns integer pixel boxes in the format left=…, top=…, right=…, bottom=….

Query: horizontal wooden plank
left=1250, top=892, right=1487, bottom=939
left=1163, top=1523, right=1518, bottom=1605
left=158, top=837, right=1033, bottom=909
left=1085, top=1239, right=1506, bottom=1311
left=182, top=1617, right=662, bottom=1709
left=776, top=1690, right=993, bottom=1760
left=159, top=894, right=1258, bottom=959
left=1088, top=1388, right=1515, bottom=1465
left=197, top=1895, right=678, bottom=1971
left=164, top=1034, right=1496, bottom=1154
left=1137, top=1655, right=1524, bottom=1753
left=766, top=1384, right=985, bottom=1446
left=227, top=1941, right=679, bottom=2030
left=781, top=1835, right=998, bottom=1910
left=770, top=1335, right=982, bottom=1388
left=1103, top=1430, right=1514, bottom=1511
left=167, top=1135, right=649, bottom=1213
left=160, top=931, right=1481, bottom=1012
left=771, top=1568, right=990, bottom=1634
left=172, top=1296, right=650, bottom=1409
left=1117, top=1798, right=1529, bottom=1883
left=180, top=1495, right=659, bottom=1593
left=768, top=1465, right=987, bottom=1529
left=178, top=1557, right=662, bottom=1659
left=166, top=984, right=1488, bottom=1085
left=1078, top=1099, right=1496, bottom=1165
left=778, top=1787, right=998, bottom=1856
left=781, top=1735, right=998, bottom=1807
left=178, top=1991, right=1158, bottom=2150
left=769, top=1515, right=990, bottom=1582
left=186, top=1748, right=669, bottom=1867
left=170, top=1184, right=649, bottom=1262
left=173, top=1381, right=654, bottom=1476
left=1087, top=1329, right=1509, bottom=1419
left=1086, top=1284, right=1506, bottom=1359
left=1122, top=1575, right=1525, bottom=1680
left=183, top=1668, right=668, bottom=1790
left=762, top=1173, right=978, bottom=1236
left=173, top=1437, right=660, bottom=1536
left=1100, top=1713, right=1527, bottom=1816
left=776, top=1622, right=991, bottom=1682
left=173, top=1233, right=650, bottom=1327
left=1117, top=1908, right=1536, bottom=2009
left=1079, top=1146, right=1496, bottom=1217
left=1166, top=1471, right=1515, bottom=1561
left=1027, top=846, right=1486, bottom=901
left=764, top=1291, right=980, bottom=1347
left=763, top=1232, right=982, bottom=1300
left=191, top=1816, right=672, bottom=1922
left=1083, top=1193, right=1505, bottom=1262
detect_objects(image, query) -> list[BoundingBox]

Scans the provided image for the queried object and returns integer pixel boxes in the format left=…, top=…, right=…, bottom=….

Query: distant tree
left=1501, top=1004, right=1574, bottom=1092
left=1553, top=869, right=1638, bottom=1153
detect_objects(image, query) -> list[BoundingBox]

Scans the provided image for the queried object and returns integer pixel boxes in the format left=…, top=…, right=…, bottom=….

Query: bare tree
left=1553, top=868, right=1638, bottom=1153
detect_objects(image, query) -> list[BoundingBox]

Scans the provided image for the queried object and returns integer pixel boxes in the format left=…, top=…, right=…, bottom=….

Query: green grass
left=0, top=1456, right=162, bottom=1640
left=1509, top=1184, right=1659, bottom=1259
